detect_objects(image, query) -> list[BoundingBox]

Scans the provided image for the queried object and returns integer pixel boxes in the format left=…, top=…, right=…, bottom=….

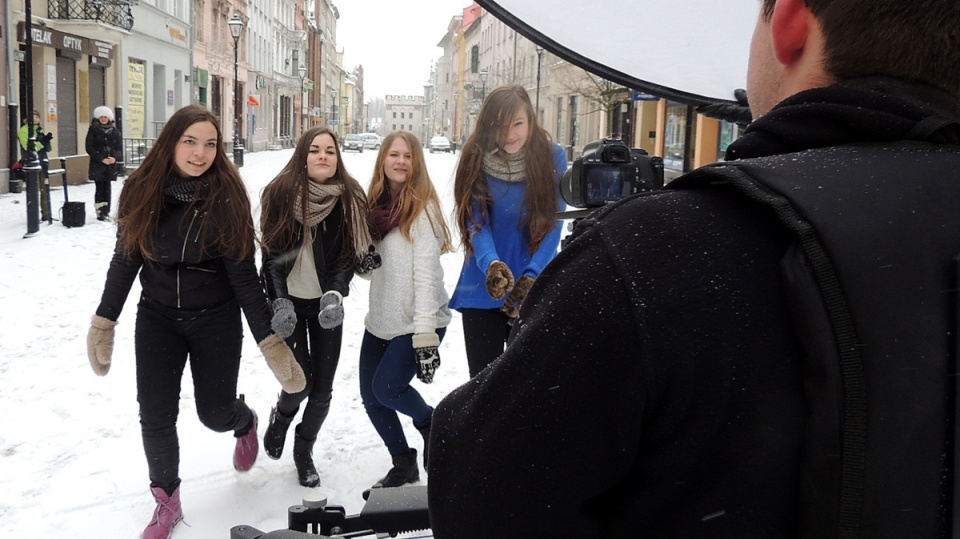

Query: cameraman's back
left=428, top=1, right=960, bottom=537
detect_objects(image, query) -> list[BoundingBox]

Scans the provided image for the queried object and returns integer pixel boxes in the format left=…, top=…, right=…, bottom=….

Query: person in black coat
left=86, top=104, right=305, bottom=539
left=427, top=0, right=960, bottom=537
left=85, top=105, right=122, bottom=221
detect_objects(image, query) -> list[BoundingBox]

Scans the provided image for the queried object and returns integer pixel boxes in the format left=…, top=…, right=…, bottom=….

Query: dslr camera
left=560, top=138, right=664, bottom=216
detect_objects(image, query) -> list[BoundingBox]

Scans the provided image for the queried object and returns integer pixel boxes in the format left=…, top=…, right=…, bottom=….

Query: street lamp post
left=228, top=13, right=244, bottom=167
left=535, top=46, right=544, bottom=114
left=22, top=0, right=41, bottom=237
left=298, top=64, right=307, bottom=135
left=453, top=91, right=459, bottom=143
left=330, top=90, right=337, bottom=135
left=479, top=68, right=489, bottom=102
left=342, top=96, right=349, bottom=135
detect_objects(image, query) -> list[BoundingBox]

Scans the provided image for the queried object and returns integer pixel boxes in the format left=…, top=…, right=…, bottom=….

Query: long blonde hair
left=368, top=130, right=453, bottom=253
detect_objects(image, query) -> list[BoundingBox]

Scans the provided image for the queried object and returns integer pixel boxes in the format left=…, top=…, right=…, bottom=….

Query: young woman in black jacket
left=259, top=126, right=377, bottom=487
left=85, top=105, right=123, bottom=221
left=86, top=105, right=304, bottom=539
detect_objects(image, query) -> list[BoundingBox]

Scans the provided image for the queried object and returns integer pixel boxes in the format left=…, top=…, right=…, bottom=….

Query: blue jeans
left=359, top=328, right=445, bottom=456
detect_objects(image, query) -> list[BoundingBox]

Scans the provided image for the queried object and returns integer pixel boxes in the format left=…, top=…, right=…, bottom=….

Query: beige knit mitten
left=258, top=334, right=306, bottom=393
left=87, top=315, right=118, bottom=376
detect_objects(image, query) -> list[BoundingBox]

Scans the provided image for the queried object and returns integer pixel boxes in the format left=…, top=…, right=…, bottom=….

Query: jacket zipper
left=177, top=208, right=201, bottom=308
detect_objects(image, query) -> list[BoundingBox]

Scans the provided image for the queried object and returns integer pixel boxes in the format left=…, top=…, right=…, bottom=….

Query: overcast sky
left=335, top=0, right=468, bottom=101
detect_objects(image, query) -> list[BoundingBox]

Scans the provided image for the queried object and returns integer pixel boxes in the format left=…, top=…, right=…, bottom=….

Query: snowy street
left=0, top=146, right=468, bottom=537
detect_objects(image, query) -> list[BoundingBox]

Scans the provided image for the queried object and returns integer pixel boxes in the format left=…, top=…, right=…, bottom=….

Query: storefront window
left=717, top=121, right=741, bottom=161
left=664, top=101, right=696, bottom=176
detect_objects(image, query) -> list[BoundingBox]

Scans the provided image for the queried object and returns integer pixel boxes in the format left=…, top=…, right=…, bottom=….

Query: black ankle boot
left=263, top=405, right=295, bottom=460
left=415, top=420, right=431, bottom=469
left=293, top=425, right=320, bottom=488
left=363, top=449, right=420, bottom=499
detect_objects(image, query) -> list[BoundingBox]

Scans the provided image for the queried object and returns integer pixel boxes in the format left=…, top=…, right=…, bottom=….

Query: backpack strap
left=672, top=165, right=867, bottom=537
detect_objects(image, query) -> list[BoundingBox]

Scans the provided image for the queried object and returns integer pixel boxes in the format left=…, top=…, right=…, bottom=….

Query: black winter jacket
left=262, top=200, right=354, bottom=302
left=85, top=119, right=122, bottom=182
left=95, top=195, right=274, bottom=343
left=429, top=78, right=960, bottom=538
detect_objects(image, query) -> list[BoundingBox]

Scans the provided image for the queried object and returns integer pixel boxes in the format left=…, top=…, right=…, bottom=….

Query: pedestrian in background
left=259, top=126, right=377, bottom=488
left=86, top=104, right=304, bottom=539
left=85, top=105, right=122, bottom=221
left=18, top=109, right=54, bottom=221
left=359, top=130, right=453, bottom=497
left=449, top=85, right=567, bottom=377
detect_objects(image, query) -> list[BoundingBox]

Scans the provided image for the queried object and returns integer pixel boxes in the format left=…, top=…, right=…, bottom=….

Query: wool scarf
left=164, top=175, right=210, bottom=202
left=482, top=148, right=527, bottom=182
left=371, top=197, right=402, bottom=241
left=293, top=180, right=376, bottom=266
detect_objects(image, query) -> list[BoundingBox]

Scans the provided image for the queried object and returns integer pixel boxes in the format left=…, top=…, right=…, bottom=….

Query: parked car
left=341, top=134, right=364, bottom=153
left=429, top=136, right=452, bottom=153
left=361, top=133, right=382, bottom=150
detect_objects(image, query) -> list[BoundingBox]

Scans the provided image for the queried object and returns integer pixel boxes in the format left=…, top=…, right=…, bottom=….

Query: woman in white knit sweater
left=359, top=130, right=454, bottom=497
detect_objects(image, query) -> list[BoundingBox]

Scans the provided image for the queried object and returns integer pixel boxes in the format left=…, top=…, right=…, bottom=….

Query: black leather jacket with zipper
left=261, top=200, right=354, bottom=302
left=95, top=195, right=273, bottom=342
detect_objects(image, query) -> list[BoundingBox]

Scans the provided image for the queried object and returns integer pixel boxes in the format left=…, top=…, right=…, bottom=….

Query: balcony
left=48, top=0, right=135, bottom=31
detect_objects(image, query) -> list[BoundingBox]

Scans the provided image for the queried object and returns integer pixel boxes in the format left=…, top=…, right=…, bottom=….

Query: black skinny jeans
left=135, top=297, right=254, bottom=490
left=460, top=308, right=514, bottom=378
left=275, top=296, right=343, bottom=441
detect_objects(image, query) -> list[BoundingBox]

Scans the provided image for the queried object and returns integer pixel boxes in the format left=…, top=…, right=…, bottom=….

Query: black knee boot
left=293, top=425, right=320, bottom=488
left=263, top=405, right=296, bottom=460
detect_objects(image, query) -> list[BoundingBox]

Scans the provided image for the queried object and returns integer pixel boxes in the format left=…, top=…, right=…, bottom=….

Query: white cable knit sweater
left=363, top=206, right=451, bottom=341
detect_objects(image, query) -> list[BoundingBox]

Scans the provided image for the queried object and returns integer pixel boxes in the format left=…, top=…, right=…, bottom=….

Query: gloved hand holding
left=87, top=315, right=118, bottom=376
left=258, top=334, right=306, bottom=393
left=412, top=333, right=441, bottom=384
left=317, top=290, right=344, bottom=329
left=501, top=275, right=536, bottom=320
left=696, top=88, right=752, bottom=128
left=270, top=297, right=297, bottom=338
left=485, top=260, right=515, bottom=300
left=358, top=246, right=383, bottom=274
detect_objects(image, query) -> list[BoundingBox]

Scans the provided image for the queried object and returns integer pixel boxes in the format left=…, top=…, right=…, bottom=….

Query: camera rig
left=230, top=486, right=430, bottom=538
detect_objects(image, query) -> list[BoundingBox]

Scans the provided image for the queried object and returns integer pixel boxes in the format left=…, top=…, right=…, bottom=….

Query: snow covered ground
left=0, top=146, right=470, bottom=537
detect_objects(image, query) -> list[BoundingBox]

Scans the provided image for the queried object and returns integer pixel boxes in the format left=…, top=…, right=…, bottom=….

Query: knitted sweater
left=364, top=205, right=451, bottom=340
left=448, top=143, right=567, bottom=310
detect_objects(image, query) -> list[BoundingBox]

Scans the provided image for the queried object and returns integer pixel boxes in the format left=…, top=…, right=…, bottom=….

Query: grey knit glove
left=270, top=298, right=297, bottom=338
left=87, top=315, right=117, bottom=376
left=412, top=333, right=441, bottom=384
left=317, top=290, right=344, bottom=329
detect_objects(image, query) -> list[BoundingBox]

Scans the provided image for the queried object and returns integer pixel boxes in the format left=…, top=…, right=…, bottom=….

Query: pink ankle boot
left=143, top=486, right=183, bottom=539
left=234, top=409, right=259, bottom=471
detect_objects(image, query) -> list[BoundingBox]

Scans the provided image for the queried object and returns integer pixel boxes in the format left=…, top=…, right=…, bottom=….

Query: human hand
left=358, top=246, right=382, bottom=274
left=500, top=275, right=536, bottom=320
left=485, top=260, right=515, bottom=300
left=270, top=297, right=297, bottom=338
left=412, top=333, right=441, bottom=384
left=87, top=315, right=118, bottom=376
left=258, top=334, right=306, bottom=393
left=317, top=290, right=344, bottom=329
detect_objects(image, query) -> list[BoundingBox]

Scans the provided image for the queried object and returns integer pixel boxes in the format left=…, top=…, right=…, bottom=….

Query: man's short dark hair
left=760, top=0, right=960, bottom=95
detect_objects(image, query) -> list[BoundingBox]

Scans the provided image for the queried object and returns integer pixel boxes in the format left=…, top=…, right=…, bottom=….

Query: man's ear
left=770, top=0, right=814, bottom=67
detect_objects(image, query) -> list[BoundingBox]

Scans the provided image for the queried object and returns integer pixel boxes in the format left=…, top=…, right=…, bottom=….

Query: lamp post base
left=233, top=145, right=245, bottom=168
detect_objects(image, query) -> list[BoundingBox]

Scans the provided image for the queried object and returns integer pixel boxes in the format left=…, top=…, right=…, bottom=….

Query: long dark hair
left=260, top=126, right=370, bottom=271
left=454, top=85, right=558, bottom=255
left=115, top=104, right=256, bottom=262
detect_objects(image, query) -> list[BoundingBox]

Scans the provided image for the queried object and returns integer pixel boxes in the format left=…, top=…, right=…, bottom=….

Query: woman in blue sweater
left=450, top=85, right=567, bottom=377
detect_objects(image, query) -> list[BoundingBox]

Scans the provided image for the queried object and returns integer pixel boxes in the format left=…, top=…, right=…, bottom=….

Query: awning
left=475, top=0, right=759, bottom=105
left=248, top=95, right=261, bottom=106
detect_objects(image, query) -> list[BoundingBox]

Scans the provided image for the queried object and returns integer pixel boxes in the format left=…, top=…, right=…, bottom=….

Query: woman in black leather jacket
left=259, top=126, right=377, bottom=487
left=86, top=105, right=304, bottom=539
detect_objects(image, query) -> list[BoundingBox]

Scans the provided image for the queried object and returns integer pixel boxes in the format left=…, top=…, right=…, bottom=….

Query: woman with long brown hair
left=450, top=85, right=568, bottom=377
left=259, top=126, right=378, bottom=488
left=360, top=130, right=453, bottom=497
left=85, top=104, right=304, bottom=539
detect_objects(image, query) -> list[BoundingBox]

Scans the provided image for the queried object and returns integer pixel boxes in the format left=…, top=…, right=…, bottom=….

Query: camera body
left=560, top=138, right=664, bottom=209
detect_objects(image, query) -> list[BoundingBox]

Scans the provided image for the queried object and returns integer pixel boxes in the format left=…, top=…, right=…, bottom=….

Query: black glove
left=412, top=333, right=441, bottom=383
left=485, top=260, right=515, bottom=300
left=317, top=290, right=344, bottom=329
left=358, top=245, right=382, bottom=274
left=270, top=298, right=297, bottom=338
left=40, top=131, right=54, bottom=144
left=696, top=88, right=752, bottom=128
